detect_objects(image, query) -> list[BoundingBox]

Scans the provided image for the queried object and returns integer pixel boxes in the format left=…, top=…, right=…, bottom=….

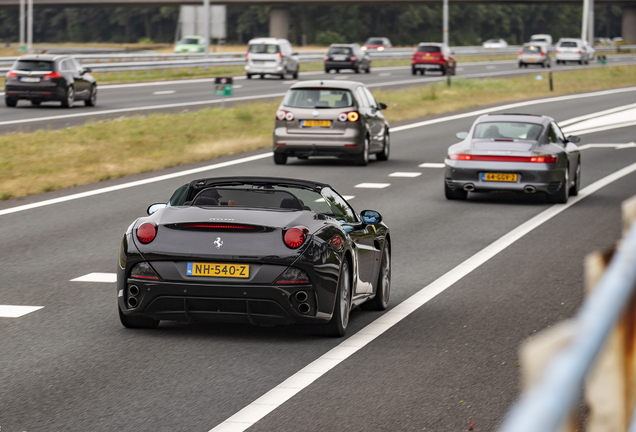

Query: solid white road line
left=354, top=183, right=391, bottom=189
left=558, top=102, right=636, bottom=127
left=153, top=90, right=176, bottom=95
left=71, top=272, right=117, bottom=283
left=208, top=161, right=636, bottom=432
left=419, top=163, right=445, bottom=168
left=389, top=172, right=422, bottom=178
left=578, top=143, right=636, bottom=150
left=0, top=305, right=43, bottom=318
left=565, top=121, right=636, bottom=136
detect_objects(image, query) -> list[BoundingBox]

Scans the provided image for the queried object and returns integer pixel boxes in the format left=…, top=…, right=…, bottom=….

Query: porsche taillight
left=284, top=227, right=307, bottom=249
left=137, top=223, right=157, bottom=244
left=449, top=154, right=557, bottom=163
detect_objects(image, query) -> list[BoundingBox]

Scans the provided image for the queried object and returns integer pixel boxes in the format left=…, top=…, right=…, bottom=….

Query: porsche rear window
left=474, top=122, right=543, bottom=140
left=13, top=60, right=54, bottom=71
left=417, top=46, right=441, bottom=53
left=248, top=44, right=280, bottom=54
left=283, top=88, right=354, bottom=109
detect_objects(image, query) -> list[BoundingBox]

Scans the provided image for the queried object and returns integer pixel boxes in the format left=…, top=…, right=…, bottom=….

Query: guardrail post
left=585, top=195, right=636, bottom=432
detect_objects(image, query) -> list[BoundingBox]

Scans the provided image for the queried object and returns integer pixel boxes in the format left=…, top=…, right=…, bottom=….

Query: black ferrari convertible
left=117, top=177, right=391, bottom=337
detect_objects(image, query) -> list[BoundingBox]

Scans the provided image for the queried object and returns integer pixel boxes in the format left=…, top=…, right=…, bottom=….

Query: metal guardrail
left=0, top=45, right=633, bottom=75
left=498, top=194, right=636, bottom=432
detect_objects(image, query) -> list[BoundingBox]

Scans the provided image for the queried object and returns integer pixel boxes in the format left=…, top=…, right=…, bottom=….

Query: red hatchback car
left=411, top=43, right=456, bottom=75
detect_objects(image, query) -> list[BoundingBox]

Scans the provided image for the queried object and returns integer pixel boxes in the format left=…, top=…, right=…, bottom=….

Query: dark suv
left=5, top=54, right=97, bottom=108
left=324, top=44, right=371, bottom=74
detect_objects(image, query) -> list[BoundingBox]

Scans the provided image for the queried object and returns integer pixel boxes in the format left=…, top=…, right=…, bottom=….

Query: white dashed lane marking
left=419, top=163, right=446, bottom=168
left=379, top=73, right=392, bottom=77
left=389, top=172, right=422, bottom=178
left=486, top=65, right=497, bottom=69
left=0, top=305, right=43, bottom=318
left=153, top=90, right=176, bottom=95
left=71, top=272, right=117, bottom=283
left=355, top=183, right=391, bottom=189
left=334, top=76, right=350, bottom=80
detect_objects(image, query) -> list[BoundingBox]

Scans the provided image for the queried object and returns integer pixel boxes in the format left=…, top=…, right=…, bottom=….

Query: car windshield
left=531, top=38, right=548, bottom=43
left=365, top=39, right=385, bottom=45
left=13, top=60, right=54, bottom=71
left=283, top=88, right=354, bottom=109
left=178, top=38, right=200, bottom=45
left=559, top=41, right=578, bottom=48
left=417, top=45, right=441, bottom=53
left=328, top=47, right=352, bottom=55
left=485, top=39, right=500, bottom=43
left=187, top=184, right=340, bottom=215
left=248, top=44, right=280, bottom=54
left=474, top=122, right=544, bottom=140
left=523, top=45, right=542, bottom=53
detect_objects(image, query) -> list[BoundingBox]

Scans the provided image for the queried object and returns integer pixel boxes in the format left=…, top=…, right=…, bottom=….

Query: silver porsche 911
left=444, top=114, right=581, bottom=203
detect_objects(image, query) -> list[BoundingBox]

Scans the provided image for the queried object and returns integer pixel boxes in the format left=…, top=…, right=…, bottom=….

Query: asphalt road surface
left=0, top=54, right=635, bottom=135
left=0, top=87, right=635, bottom=432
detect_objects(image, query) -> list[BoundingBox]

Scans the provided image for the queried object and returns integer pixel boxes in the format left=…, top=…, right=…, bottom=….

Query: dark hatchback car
left=324, top=44, right=371, bottom=74
left=5, top=54, right=97, bottom=108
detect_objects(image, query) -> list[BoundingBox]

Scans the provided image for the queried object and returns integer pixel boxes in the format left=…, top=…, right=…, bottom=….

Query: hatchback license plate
left=187, top=262, right=249, bottom=278
left=302, top=120, right=331, bottom=128
left=20, top=77, right=40, bottom=83
left=482, top=173, right=518, bottom=182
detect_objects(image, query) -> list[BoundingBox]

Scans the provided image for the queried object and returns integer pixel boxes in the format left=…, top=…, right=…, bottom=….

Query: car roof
left=329, top=43, right=357, bottom=47
left=477, top=113, right=554, bottom=126
left=188, top=177, right=331, bottom=192
left=16, top=54, right=67, bottom=62
left=558, top=38, right=583, bottom=43
left=289, top=80, right=363, bottom=91
left=418, top=42, right=444, bottom=46
left=248, top=38, right=288, bottom=44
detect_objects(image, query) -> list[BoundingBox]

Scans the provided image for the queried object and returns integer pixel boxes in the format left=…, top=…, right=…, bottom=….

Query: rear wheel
left=365, top=65, right=371, bottom=74
left=355, top=64, right=361, bottom=74
left=31, top=100, right=41, bottom=106
left=354, top=136, right=370, bottom=166
left=5, top=97, right=17, bottom=107
left=246, top=74, right=252, bottom=79
left=361, top=245, right=390, bottom=311
left=61, top=86, right=74, bottom=108
left=321, top=260, right=351, bottom=337
left=444, top=181, right=468, bottom=200
left=547, top=166, right=570, bottom=204
left=273, top=153, right=287, bottom=165
left=293, top=67, right=299, bottom=79
left=420, top=69, right=425, bottom=75
left=85, top=85, right=96, bottom=107
left=570, top=161, right=581, bottom=196
left=118, top=306, right=160, bottom=329
left=411, top=68, right=417, bottom=75
left=440, top=66, right=446, bottom=75
left=376, top=132, right=390, bottom=161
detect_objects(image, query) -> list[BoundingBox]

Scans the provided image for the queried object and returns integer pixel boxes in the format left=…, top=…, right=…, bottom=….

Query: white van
left=530, top=34, right=553, bottom=46
left=245, top=38, right=299, bottom=80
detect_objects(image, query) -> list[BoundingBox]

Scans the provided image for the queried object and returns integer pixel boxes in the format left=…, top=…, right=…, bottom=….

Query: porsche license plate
left=482, top=173, right=518, bottom=182
left=302, top=120, right=331, bottom=128
left=187, top=262, right=249, bottom=278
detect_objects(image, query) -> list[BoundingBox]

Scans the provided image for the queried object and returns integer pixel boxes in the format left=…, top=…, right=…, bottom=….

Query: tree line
left=0, top=4, right=625, bottom=47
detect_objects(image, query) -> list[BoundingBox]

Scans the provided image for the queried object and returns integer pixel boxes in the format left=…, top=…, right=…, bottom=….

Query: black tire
left=31, top=100, right=41, bottom=106
left=365, top=65, right=371, bottom=74
left=335, top=69, right=340, bottom=73
left=411, top=68, right=417, bottom=75
left=570, top=161, right=581, bottom=196
left=5, top=97, right=17, bottom=107
left=376, top=132, right=390, bottom=161
left=354, top=136, right=370, bottom=166
left=85, top=85, right=97, bottom=107
left=361, top=244, right=390, bottom=311
left=579, top=60, right=583, bottom=65
left=246, top=74, right=252, bottom=79
left=297, top=155, right=308, bottom=160
left=355, top=64, right=361, bottom=74
left=260, top=74, right=264, bottom=79
left=325, top=68, right=330, bottom=74
left=444, top=181, right=468, bottom=200
left=273, top=153, right=287, bottom=165
left=61, top=86, right=74, bottom=108
left=279, top=72, right=285, bottom=80
left=547, top=166, right=570, bottom=204
left=519, top=62, right=523, bottom=68
left=541, top=62, right=546, bottom=68
left=118, top=305, right=160, bottom=329
left=440, top=66, right=446, bottom=75
left=321, top=260, right=351, bottom=337
left=293, top=67, right=298, bottom=79
left=547, top=62, right=551, bottom=68
left=420, top=69, right=425, bottom=75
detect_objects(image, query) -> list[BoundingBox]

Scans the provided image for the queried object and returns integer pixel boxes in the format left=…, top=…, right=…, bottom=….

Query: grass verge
left=1, top=64, right=635, bottom=201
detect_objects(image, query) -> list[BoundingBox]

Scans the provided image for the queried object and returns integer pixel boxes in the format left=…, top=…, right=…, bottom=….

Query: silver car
left=444, top=114, right=581, bottom=203
left=245, top=37, right=299, bottom=80
left=518, top=43, right=551, bottom=68
left=272, top=80, right=390, bottom=166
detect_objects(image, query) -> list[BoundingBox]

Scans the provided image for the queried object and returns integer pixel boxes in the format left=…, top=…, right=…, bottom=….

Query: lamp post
left=443, top=0, right=449, bottom=46
left=204, top=0, right=210, bottom=58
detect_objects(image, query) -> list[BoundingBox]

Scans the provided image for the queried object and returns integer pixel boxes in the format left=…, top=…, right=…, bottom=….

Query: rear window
left=328, top=47, right=353, bottom=55
left=474, top=122, right=544, bottom=140
left=531, top=38, right=549, bottom=43
left=248, top=44, right=280, bottom=54
left=523, top=46, right=542, bottom=53
left=283, top=88, right=354, bottom=109
left=178, top=38, right=200, bottom=45
left=417, top=45, right=441, bottom=53
left=13, top=60, right=54, bottom=71
left=559, top=41, right=578, bottom=48
left=365, top=39, right=385, bottom=45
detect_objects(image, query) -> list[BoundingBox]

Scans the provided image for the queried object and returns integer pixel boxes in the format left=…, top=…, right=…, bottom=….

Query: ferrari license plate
left=302, top=120, right=331, bottom=128
left=187, top=262, right=249, bottom=278
left=482, top=173, right=518, bottom=182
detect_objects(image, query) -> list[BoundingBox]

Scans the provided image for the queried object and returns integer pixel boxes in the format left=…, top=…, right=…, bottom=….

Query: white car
left=245, top=37, right=299, bottom=80
left=482, top=39, right=508, bottom=49
left=555, top=38, right=595, bottom=65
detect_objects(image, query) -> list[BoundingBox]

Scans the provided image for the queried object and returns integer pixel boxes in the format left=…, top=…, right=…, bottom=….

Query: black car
left=117, top=177, right=391, bottom=337
left=5, top=54, right=97, bottom=108
left=324, top=44, right=371, bottom=74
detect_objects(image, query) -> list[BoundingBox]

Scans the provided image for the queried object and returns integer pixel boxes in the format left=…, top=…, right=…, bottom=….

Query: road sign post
left=214, top=77, right=233, bottom=110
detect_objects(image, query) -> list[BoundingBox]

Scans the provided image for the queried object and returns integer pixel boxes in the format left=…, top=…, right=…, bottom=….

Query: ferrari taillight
left=130, top=262, right=159, bottom=280
left=137, top=223, right=157, bottom=244
left=276, top=267, right=310, bottom=284
left=284, top=227, right=307, bottom=249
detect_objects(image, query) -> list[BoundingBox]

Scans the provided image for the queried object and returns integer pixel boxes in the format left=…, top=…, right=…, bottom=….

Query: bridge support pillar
left=623, top=6, right=636, bottom=44
left=269, top=7, right=290, bottom=40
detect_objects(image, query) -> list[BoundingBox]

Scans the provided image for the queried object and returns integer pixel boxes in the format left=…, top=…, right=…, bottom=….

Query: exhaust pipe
left=298, top=303, right=310, bottom=314
left=127, top=297, right=138, bottom=308
left=128, top=285, right=140, bottom=296
left=524, top=185, right=537, bottom=194
left=463, top=183, right=475, bottom=192
left=295, top=291, right=308, bottom=302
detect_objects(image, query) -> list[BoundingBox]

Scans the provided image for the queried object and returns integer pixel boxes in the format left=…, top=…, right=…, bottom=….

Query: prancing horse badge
left=214, top=237, right=223, bottom=249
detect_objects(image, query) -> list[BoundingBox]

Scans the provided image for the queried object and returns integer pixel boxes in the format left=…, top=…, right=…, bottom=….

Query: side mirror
left=147, top=203, right=167, bottom=215
left=567, top=135, right=581, bottom=144
left=378, top=102, right=388, bottom=110
left=456, top=131, right=469, bottom=140
left=360, top=209, right=382, bottom=225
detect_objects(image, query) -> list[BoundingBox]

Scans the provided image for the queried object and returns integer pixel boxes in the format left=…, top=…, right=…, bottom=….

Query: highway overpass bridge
left=0, top=0, right=634, bottom=46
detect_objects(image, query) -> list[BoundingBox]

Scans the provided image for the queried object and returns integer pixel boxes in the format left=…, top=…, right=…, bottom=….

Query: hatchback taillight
left=324, top=55, right=330, bottom=61
left=276, top=110, right=295, bottom=121
left=350, top=55, right=357, bottom=61
left=43, top=71, right=62, bottom=80
left=338, top=111, right=360, bottom=122
left=6, top=70, right=17, bottom=78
